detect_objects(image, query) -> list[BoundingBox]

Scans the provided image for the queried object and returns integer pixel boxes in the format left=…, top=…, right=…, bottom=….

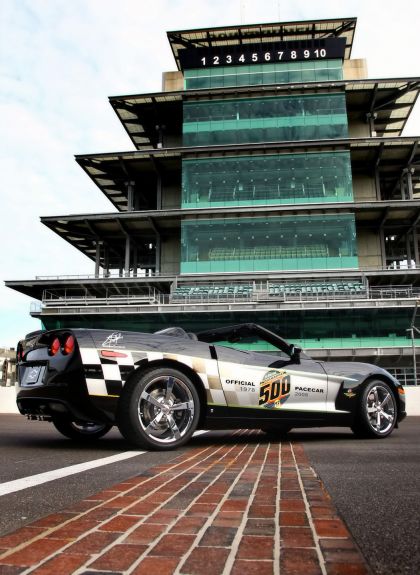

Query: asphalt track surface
left=0, top=414, right=419, bottom=574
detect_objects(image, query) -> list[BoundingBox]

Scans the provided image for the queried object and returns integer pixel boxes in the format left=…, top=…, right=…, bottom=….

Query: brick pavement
left=0, top=431, right=370, bottom=575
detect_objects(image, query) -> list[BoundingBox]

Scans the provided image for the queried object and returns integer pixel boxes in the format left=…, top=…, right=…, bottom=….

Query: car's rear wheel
left=117, top=367, right=200, bottom=450
left=351, top=380, right=397, bottom=438
left=52, top=417, right=112, bottom=440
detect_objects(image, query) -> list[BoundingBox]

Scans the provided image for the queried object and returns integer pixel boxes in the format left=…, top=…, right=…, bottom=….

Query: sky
left=1, top=0, right=419, bottom=348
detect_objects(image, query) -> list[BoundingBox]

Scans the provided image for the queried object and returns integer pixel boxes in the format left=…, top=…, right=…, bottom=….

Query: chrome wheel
left=365, top=384, right=396, bottom=435
left=117, top=367, right=200, bottom=450
left=138, top=375, right=195, bottom=444
left=352, top=380, right=397, bottom=438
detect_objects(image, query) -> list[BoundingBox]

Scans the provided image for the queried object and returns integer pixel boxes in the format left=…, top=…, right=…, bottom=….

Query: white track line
left=0, top=451, right=145, bottom=497
left=0, top=430, right=210, bottom=497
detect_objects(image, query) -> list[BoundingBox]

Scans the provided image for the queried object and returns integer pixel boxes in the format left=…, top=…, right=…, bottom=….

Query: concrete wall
left=0, top=387, right=19, bottom=414
left=348, top=120, right=370, bottom=138
left=162, top=184, right=181, bottom=209
left=1, top=386, right=419, bottom=415
left=343, top=59, right=368, bottom=80
left=162, top=71, right=184, bottom=92
left=353, top=174, right=377, bottom=202
left=161, top=234, right=180, bottom=274
left=357, top=229, right=382, bottom=268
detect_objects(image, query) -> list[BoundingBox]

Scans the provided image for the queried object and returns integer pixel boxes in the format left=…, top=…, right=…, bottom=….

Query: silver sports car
left=16, top=323, right=406, bottom=450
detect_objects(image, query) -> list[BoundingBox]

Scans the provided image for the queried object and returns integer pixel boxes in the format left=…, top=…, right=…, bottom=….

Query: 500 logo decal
left=259, top=370, right=291, bottom=409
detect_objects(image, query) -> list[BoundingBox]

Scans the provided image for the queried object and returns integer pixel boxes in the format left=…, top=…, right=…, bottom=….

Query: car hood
left=319, top=361, right=396, bottom=384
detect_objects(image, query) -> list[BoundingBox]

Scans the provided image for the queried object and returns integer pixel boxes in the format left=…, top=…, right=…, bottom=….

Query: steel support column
left=95, top=241, right=101, bottom=278
left=125, top=235, right=131, bottom=277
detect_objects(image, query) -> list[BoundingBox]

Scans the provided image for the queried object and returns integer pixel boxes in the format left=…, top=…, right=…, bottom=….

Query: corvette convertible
left=16, top=323, right=406, bottom=450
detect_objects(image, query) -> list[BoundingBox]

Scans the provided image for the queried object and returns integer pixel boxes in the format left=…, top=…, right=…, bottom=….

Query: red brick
left=280, top=527, right=315, bottom=548
left=1, top=539, right=66, bottom=567
left=220, top=498, right=248, bottom=513
left=326, top=564, right=369, bottom=575
left=63, top=531, right=119, bottom=555
left=30, top=512, right=77, bottom=528
left=45, top=519, right=98, bottom=539
left=196, top=492, right=224, bottom=504
left=0, top=566, right=24, bottom=575
left=281, top=500, right=305, bottom=511
left=149, top=533, right=195, bottom=557
left=0, top=527, right=45, bottom=549
left=132, top=556, right=179, bottom=575
left=280, top=491, right=303, bottom=500
left=249, top=504, right=276, bottom=518
left=237, top=535, right=274, bottom=560
left=125, top=523, right=165, bottom=545
left=187, top=503, right=217, bottom=516
left=281, top=548, right=322, bottom=575
left=199, top=526, right=236, bottom=547
left=99, top=514, right=141, bottom=532
left=82, top=507, right=117, bottom=522
left=30, top=553, right=90, bottom=575
left=102, top=495, right=141, bottom=509
left=143, top=509, right=180, bottom=524
left=310, top=506, right=337, bottom=519
left=213, top=511, right=243, bottom=528
left=181, top=547, right=230, bottom=575
left=314, top=519, right=350, bottom=538
left=244, top=518, right=275, bottom=536
left=89, top=543, right=146, bottom=570
left=279, top=512, right=309, bottom=527
left=231, top=559, right=274, bottom=575
left=170, top=516, right=207, bottom=534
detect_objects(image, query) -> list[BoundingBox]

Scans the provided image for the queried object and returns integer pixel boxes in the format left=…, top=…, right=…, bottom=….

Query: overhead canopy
left=76, top=137, right=420, bottom=211
left=39, top=199, right=420, bottom=270
left=110, top=78, right=420, bottom=150
left=167, top=18, right=357, bottom=69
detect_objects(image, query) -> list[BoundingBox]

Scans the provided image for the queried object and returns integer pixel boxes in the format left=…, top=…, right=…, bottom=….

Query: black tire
left=261, top=425, right=292, bottom=438
left=351, top=380, right=397, bottom=439
left=117, top=367, right=200, bottom=451
left=52, top=417, right=112, bottom=440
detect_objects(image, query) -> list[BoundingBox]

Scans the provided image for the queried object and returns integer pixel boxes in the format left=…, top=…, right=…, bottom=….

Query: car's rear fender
left=118, top=358, right=208, bottom=428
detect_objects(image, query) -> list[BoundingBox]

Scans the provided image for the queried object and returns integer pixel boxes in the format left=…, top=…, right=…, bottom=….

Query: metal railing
left=34, top=285, right=420, bottom=310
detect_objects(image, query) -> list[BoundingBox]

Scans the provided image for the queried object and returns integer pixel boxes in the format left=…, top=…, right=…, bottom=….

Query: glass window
left=182, top=152, right=353, bottom=208
left=180, top=214, right=358, bottom=273
left=184, top=60, right=343, bottom=90
left=183, top=94, right=348, bottom=146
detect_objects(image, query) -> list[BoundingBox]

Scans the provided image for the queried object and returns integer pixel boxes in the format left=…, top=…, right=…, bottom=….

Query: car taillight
left=49, top=337, right=61, bottom=356
left=17, top=345, right=23, bottom=361
left=63, top=335, right=75, bottom=355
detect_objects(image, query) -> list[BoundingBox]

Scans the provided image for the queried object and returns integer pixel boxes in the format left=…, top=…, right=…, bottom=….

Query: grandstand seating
left=208, top=245, right=329, bottom=261
left=268, top=280, right=366, bottom=297
left=171, top=284, right=253, bottom=300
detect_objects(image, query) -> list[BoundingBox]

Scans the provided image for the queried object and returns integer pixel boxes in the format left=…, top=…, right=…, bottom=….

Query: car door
left=215, top=345, right=328, bottom=415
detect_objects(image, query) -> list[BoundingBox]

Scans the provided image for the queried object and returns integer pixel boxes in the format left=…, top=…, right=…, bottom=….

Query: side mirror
left=289, top=345, right=302, bottom=363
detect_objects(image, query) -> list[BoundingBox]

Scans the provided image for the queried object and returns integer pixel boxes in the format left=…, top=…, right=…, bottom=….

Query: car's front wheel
left=117, top=367, right=200, bottom=450
left=352, top=380, right=397, bottom=438
left=52, top=417, right=112, bottom=440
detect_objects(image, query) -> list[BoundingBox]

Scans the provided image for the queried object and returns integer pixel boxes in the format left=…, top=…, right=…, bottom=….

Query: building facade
left=7, top=18, right=420, bottom=384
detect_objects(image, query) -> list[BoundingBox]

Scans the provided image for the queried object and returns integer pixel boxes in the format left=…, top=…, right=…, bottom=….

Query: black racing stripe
left=105, top=380, right=123, bottom=395
left=119, top=365, right=135, bottom=381
left=100, top=358, right=117, bottom=365
left=83, top=365, right=104, bottom=379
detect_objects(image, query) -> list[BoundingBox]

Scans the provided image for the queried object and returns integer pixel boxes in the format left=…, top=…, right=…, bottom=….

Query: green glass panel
left=180, top=214, right=358, bottom=273
left=184, top=59, right=343, bottom=90
left=183, top=94, right=348, bottom=146
left=182, top=152, right=353, bottom=208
